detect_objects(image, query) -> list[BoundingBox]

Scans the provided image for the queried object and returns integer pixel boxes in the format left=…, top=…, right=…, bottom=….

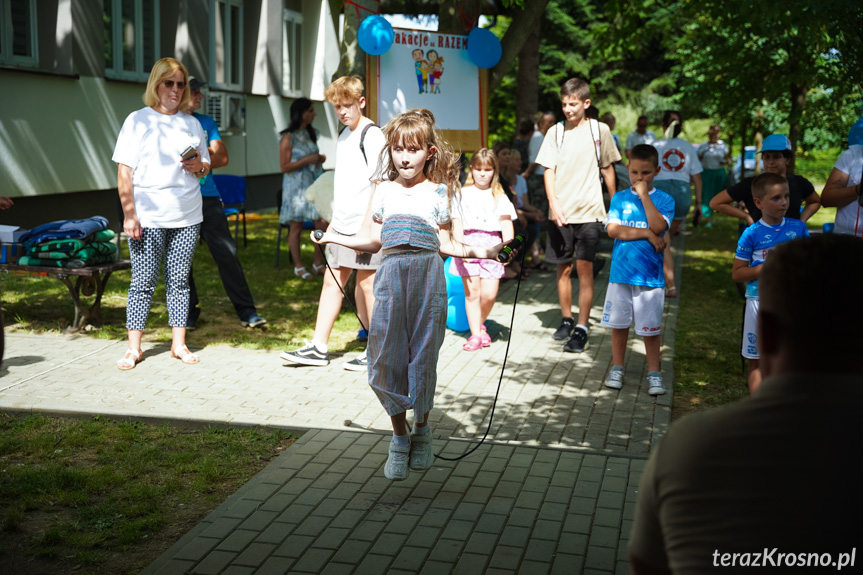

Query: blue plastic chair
left=213, top=175, right=247, bottom=247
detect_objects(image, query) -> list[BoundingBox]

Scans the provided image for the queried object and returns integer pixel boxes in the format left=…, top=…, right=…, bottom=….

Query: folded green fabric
left=92, top=229, right=116, bottom=242
left=73, top=242, right=118, bottom=260
left=16, top=256, right=65, bottom=267
left=62, top=253, right=116, bottom=268
left=28, top=239, right=87, bottom=256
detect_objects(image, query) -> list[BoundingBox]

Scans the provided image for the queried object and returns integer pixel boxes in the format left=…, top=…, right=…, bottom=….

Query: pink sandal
left=463, top=335, right=483, bottom=352
left=479, top=324, right=491, bottom=347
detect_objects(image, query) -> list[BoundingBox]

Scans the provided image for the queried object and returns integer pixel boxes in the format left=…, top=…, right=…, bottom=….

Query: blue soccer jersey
left=607, top=188, right=675, bottom=287
left=735, top=218, right=810, bottom=299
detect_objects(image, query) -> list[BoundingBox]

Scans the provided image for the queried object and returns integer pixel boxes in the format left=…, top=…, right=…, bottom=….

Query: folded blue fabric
left=19, top=216, right=109, bottom=247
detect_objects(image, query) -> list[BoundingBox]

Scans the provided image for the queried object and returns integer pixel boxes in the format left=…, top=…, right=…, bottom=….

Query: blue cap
left=849, top=119, right=863, bottom=146
left=758, top=134, right=791, bottom=154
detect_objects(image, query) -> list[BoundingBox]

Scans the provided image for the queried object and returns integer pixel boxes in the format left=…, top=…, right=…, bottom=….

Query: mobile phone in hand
left=181, top=146, right=197, bottom=161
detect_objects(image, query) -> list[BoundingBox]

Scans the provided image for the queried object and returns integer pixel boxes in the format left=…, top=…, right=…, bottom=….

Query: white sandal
left=294, top=266, right=312, bottom=280
left=117, top=348, right=142, bottom=371
left=312, top=263, right=327, bottom=275
left=171, top=345, right=200, bottom=365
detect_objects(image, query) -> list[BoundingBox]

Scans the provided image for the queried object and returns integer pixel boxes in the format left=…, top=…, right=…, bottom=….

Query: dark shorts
left=545, top=221, right=602, bottom=264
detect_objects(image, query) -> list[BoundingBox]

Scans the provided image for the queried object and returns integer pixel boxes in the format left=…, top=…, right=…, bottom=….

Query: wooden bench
left=0, top=260, right=131, bottom=330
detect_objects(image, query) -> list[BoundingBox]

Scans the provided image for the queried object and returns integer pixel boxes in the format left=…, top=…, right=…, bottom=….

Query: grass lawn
left=671, top=205, right=835, bottom=419
left=0, top=212, right=366, bottom=356
left=0, top=413, right=294, bottom=575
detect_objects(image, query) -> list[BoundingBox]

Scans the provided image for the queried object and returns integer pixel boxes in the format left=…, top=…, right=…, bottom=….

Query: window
left=211, top=0, right=243, bottom=91
left=0, top=0, right=38, bottom=68
left=104, top=0, right=159, bottom=81
left=282, top=4, right=302, bottom=96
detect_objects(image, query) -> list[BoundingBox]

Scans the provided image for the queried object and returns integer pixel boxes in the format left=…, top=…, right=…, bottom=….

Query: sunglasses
left=162, top=80, right=186, bottom=90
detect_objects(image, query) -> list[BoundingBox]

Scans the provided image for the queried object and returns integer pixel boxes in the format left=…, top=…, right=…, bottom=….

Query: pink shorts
left=450, top=229, right=504, bottom=279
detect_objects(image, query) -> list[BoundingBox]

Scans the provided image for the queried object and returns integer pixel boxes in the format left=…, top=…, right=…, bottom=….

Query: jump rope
left=313, top=230, right=526, bottom=462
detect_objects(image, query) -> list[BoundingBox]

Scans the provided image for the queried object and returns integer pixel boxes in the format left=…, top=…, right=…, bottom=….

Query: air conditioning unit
left=206, top=92, right=245, bottom=132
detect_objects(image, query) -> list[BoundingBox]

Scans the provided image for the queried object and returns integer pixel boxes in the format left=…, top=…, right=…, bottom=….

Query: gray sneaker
left=647, top=372, right=666, bottom=396
left=384, top=440, right=410, bottom=480
left=409, top=432, right=434, bottom=471
left=604, top=366, right=624, bottom=389
left=344, top=351, right=368, bottom=372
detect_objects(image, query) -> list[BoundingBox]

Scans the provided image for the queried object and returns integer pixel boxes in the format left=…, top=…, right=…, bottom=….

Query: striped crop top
left=371, top=180, right=452, bottom=251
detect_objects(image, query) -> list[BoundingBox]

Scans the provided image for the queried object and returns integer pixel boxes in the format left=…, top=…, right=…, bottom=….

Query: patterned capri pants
left=367, top=250, right=447, bottom=425
left=126, top=225, right=201, bottom=330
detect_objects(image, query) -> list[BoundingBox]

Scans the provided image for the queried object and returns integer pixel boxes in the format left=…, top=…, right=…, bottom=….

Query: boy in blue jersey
left=733, top=172, right=809, bottom=394
left=601, top=145, right=675, bottom=395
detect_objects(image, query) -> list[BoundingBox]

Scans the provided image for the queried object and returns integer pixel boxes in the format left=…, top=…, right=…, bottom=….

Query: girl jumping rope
left=450, top=149, right=516, bottom=351
left=311, top=110, right=510, bottom=481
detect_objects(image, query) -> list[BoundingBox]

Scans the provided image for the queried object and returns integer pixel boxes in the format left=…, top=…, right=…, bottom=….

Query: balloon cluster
left=357, top=15, right=502, bottom=69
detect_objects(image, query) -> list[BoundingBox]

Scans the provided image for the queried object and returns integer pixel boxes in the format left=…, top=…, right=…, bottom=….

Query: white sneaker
left=409, top=433, right=434, bottom=471
left=604, top=366, right=624, bottom=389
left=647, top=372, right=666, bottom=396
left=384, top=440, right=410, bottom=480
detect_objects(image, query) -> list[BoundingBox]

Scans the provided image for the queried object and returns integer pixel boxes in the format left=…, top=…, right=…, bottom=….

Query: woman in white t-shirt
left=652, top=110, right=703, bottom=296
left=112, top=57, right=210, bottom=370
left=450, top=149, right=517, bottom=351
left=822, top=143, right=863, bottom=237
left=697, top=124, right=731, bottom=226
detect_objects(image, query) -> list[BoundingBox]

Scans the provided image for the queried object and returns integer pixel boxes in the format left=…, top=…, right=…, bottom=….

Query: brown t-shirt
left=536, top=119, right=620, bottom=224
left=629, top=373, right=862, bottom=574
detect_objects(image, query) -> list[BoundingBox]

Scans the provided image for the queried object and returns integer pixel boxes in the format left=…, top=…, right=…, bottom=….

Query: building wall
left=0, top=0, right=340, bottom=229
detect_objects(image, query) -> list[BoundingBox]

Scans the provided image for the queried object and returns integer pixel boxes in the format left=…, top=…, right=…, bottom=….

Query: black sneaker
left=280, top=342, right=329, bottom=366
left=552, top=318, right=575, bottom=341
left=563, top=327, right=589, bottom=353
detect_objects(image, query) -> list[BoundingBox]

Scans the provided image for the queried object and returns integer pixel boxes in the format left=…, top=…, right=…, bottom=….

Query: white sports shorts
left=600, top=282, right=664, bottom=336
left=742, top=298, right=759, bottom=359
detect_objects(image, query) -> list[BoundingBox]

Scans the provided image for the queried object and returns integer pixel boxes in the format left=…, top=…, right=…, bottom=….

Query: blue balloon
left=357, top=15, right=394, bottom=56
left=467, top=27, right=502, bottom=69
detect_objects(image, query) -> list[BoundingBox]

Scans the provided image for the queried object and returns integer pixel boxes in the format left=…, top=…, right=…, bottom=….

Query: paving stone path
left=0, top=235, right=685, bottom=574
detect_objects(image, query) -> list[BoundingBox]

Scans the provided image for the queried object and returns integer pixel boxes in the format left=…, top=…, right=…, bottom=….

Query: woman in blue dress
left=279, top=98, right=327, bottom=279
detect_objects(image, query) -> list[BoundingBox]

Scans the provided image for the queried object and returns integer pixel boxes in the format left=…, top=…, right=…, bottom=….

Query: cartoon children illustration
left=412, top=48, right=428, bottom=94
left=432, top=60, right=443, bottom=94
left=426, top=50, right=439, bottom=94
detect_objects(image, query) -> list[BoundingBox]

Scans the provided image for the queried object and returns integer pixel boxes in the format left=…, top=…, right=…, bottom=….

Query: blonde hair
left=324, top=75, right=365, bottom=105
left=465, top=148, right=505, bottom=199
left=374, top=109, right=461, bottom=201
left=143, top=58, right=190, bottom=110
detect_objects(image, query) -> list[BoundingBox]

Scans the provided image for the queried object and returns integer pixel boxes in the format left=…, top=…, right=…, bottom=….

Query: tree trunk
left=787, top=81, right=807, bottom=174
left=516, top=17, right=541, bottom=122
left=489, top=0, right=549, bottom=92
left=437, top=0, right=479, bottom=33
left=333, top=0, right=381, bottom=80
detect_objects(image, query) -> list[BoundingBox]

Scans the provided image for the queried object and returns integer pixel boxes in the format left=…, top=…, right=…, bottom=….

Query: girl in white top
left=312, top=109, right=509, bottom=481
left=450, top=149, right=517, bottom=351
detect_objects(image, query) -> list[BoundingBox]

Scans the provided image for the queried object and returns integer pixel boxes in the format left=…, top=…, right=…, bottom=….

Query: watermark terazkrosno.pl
left=713, top=549, right=856, bottom=570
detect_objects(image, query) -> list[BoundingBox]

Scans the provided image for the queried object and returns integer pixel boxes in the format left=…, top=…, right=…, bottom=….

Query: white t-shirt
left=832, top=145, right=863, bottom=236
left=451, top=185, right=517, bottom=232
left=625, top=129, right=657, bottom=151
left=536, top=120, right=621, bottom=223
left=528, top=130, right=546, bottom=176
left=112, top=107, right=209, bottom=228
left=653, top=137, right=703, bottom=183
left=331, top=116, right=387, bottom=235
left=697, top=140, right=730, bottom=171
left=371, top=179, right=450, bottom=251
